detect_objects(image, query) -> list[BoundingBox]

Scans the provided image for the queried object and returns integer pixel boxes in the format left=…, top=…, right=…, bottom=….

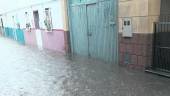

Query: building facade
left=118, top=0, right=169, bottom=70
left=0, top=0, right=169, bottom=71
left=0, top=0, right=69, bottom=53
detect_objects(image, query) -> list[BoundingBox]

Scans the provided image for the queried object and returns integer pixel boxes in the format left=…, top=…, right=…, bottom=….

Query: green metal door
left=86, top=3, right=98, bottom=57
left=68, top=0, right=118, bottom=63
left=70, top=5, right=89, bottom=56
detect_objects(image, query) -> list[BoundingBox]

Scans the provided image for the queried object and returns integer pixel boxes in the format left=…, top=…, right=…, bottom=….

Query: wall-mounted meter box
left=122, top=18, right=132, bottom=37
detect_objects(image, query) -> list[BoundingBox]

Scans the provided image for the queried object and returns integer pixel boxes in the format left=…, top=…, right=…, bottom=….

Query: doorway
left=33, top=10, right=43, bottom=50
left=68, top=0, right=118, bottom=62
left=33, top=11, right=40, bottom=29
left=0, top=18, right=4, bottom=35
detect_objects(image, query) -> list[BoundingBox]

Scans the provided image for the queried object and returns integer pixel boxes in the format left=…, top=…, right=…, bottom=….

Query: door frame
left=66, top=0, right=119, bottom=64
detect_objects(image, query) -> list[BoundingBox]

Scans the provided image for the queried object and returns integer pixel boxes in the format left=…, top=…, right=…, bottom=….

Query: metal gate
left=68, top=0, right=118, bottom=62
left=153, top=22, right=170, bottom=72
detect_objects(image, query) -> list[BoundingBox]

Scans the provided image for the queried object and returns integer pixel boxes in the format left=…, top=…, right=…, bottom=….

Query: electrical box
left=122, top=18, right=132, bottom=37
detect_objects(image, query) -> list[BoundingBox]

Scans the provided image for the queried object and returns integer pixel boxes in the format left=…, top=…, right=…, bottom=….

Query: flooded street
left=0, top=37, right=170, bottom=96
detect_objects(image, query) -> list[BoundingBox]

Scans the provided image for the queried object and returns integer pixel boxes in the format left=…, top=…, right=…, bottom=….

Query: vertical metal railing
left=159, top=15, right=170, bottom=22
left=153, top=22, right=170, bottom=72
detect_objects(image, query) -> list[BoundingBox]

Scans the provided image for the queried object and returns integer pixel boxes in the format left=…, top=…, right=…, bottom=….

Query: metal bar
left=152, top=22, right=157, bottom=68
left=158, top=47, right=170, bottom=49
left=152, top=14, right=170, bottom=71
left=157, top=22, right=170, bottom=24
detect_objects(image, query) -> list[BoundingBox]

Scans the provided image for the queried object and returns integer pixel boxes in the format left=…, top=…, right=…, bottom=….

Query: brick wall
left=119, top=33, right=153, bottom=70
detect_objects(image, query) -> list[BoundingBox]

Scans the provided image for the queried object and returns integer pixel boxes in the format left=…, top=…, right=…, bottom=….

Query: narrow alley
left=0, top=37, right=170, bottom=96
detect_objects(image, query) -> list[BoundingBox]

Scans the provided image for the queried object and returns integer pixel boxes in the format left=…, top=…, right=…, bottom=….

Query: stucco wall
left=0, top=0, right=67, bottom=53
left=2, top=0, right=64, bottom=30
left=118, top=0, right=161, bottom=70
left=148, top=0, right=160, bottom=32
left=119, top=0, right=148, bottom=17
left=119, top=0, right=160, bottom=34
left=0, top=0, right=52, bottom=13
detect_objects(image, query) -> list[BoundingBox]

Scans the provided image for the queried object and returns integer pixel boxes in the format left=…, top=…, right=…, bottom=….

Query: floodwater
left=0, top=37, right=170, bottom=96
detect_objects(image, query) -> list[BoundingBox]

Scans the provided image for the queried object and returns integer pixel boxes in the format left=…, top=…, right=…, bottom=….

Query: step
left=145, top=69, right=170, bottom=78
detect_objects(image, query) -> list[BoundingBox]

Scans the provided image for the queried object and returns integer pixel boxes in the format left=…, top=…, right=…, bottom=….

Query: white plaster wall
left=0, top=0, right=51, bottom=13
left=1, top=0, right=64, bottom=29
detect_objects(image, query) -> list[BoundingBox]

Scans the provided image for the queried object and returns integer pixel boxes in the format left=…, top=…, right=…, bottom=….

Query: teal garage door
left=68, top=0, right=118, bottom=63
left=16, top=29, right=25, bottom=45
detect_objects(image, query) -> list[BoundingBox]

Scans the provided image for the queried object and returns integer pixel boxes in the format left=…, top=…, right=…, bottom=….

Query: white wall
left=0, top=0, right=51, bottom=13
left=1, top=0, right=64, bottom=29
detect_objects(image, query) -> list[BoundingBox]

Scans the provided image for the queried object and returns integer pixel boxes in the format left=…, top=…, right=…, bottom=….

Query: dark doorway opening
left=0, top=18, right=4, bottom=35
left=33, top=11, right=40, bottom=29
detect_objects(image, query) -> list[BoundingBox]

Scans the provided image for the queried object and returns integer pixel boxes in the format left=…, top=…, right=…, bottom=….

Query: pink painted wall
left=24, top=29, right=37, bottom=46
left=41, top=29, right=66, bottom=53
left=24, top=29, right=66, bottom=53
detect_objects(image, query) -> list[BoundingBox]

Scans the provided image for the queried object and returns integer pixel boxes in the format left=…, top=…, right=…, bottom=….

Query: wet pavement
left=0, top=37, right=170, bottom=96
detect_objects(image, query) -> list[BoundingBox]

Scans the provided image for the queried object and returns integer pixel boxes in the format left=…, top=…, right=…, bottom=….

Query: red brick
left=145, top=56, right=152, bottom=67
left=146, top=45, right=152, bottom=56
left=147, top=34, right=153, bottom=45
left=126, top=44, right=133, bottom=54
left=131, top=55, right=138, bottom=65
left=141, top=45, right=148, bottom=56
left=119, top=44, right=126, bottom=53
left=137, top=56, right=147, bottom=66
left=119, top=34, right=123, bottom=43
left=119, top=53, right=124, bottom=65
left=133, top=44, right=143, bottom=55
left=123, top=38, right=132, bottom=44
left=138, top=34, right=145, bottom=44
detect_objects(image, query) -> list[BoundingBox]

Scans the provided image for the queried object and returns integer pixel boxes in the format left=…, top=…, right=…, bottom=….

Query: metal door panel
left=95, top=0, right=117, bottom=62
left=68, top=0, right=118, bottom=62
left=16, top=29, right=25, bottom=45
left=70, top=5, right=89, bottom=56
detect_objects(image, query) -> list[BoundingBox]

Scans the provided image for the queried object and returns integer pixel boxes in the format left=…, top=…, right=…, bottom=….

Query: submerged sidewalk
left=0, top=37, right=170, bottom=96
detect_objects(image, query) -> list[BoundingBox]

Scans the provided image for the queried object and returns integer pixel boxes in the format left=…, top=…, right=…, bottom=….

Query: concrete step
left=145, top=68, right=170, bottom=78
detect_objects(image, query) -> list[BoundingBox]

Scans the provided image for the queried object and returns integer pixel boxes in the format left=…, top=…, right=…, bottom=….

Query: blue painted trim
left=3, top=27, right=25, bottom=45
